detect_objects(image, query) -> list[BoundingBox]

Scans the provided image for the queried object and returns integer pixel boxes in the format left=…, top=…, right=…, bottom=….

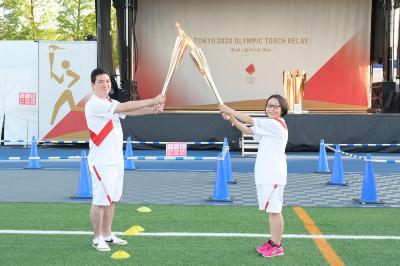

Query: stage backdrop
left=38, top=41, right=96, bottom=140
left=135, top=0, right=371, bottom=111
left=0, top=41, right=38, bottom=144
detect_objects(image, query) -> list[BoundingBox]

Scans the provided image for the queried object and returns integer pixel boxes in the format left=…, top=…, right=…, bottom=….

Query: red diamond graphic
left=245, top=64, right=256, bottom=75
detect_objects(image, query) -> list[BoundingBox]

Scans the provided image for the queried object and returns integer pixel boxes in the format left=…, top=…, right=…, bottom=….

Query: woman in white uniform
left=219, top=94, right=288, bottom=258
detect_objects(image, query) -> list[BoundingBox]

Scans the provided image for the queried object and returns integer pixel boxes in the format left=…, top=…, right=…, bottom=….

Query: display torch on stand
left=283, top=69, right=306, bottom=114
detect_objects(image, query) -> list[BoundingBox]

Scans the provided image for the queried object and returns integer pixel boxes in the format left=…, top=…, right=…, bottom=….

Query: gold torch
left=176, top=23, right=224, bottom=104
left=161, top=24, right=188, bottom=95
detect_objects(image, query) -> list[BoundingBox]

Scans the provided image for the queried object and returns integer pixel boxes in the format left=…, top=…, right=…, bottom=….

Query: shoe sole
left=105, top=241, right=128, bottom=246
left=92, top=243, right=111, bottom=252
left=261, top=253, right=284, bottom=257
left=256, top=246, right=270, bottom=253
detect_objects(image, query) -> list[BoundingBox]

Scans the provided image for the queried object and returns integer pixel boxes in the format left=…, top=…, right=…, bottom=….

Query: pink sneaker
left=260, top=245, right=284, bottom=257
left=255, top=240, right=272, bottom=253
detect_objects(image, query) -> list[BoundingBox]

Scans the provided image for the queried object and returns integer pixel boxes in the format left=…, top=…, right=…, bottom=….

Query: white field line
left=0, top=230, right=399, bottom=240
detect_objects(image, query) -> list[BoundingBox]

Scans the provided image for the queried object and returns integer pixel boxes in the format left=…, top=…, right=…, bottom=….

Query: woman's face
left=265, top=97, right=282, bottom=119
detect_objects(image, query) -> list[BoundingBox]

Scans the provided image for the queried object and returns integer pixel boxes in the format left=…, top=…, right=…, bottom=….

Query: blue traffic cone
left=315, top=139, right=330, bottom=173
left=71, top=151, right=92, bottom=199
left=354, top=154, right=384, bottom=204
left=26, top=136, right=41, bottom=169
left=124, top=136, right=136, bottom=170
left=222, top=137, right=236, bottom=184
left=207, top=154, right=233, bottom=202
left=327, top=144, right=347, bottom=185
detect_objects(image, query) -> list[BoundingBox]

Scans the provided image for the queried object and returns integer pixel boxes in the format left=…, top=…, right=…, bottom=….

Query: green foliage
left=110, top=6, right=119, bottom=69
left=56, top=0, right=95, bottom=41
left=0, top=0, right=5, bottom=38
left=1, top=0, right=119, bottom=68
left=0, top=0, right=96, bottom=41
left=1, top=0, right=58, bottom=40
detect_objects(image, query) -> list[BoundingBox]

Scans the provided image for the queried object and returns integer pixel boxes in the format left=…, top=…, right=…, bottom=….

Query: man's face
left=92, top=73, right=111, bottom=98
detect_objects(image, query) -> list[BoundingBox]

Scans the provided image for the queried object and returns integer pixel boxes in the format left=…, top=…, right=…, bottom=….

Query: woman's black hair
left=265, top=94, right=288, bottom=117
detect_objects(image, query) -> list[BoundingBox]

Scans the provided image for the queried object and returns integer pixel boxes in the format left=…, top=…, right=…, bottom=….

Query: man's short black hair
left=265, top=94, right=289, bottom=117
left=90, top=67, right=110, bottom=83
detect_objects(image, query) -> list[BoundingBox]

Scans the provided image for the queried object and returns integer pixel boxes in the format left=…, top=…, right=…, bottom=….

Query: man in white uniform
left=85, top=68, right=165, bottom=251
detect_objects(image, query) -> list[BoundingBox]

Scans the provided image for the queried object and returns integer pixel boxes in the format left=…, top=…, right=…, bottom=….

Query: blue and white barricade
left=326, top=143, right=400, bottom=147
left=0, top=139, right=89, bottom=144
left=0, top=138, right=224, bottom=145
left=128, top=141, right=224, bottom=145
left=125, top=139, right=234, bottom=202
left=319, top=139, right=400, bottom=205
left=125, top=156, right=220, bottom=160
left=0, top=156, right=82, bottom=161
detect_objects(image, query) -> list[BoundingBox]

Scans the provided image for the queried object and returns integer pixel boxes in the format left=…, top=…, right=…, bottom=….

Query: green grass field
left=0, top=203, right=399, bottom=265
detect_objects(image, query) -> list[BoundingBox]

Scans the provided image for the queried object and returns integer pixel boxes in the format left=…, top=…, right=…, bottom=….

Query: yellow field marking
left=293, top=207, right=345, bottom=266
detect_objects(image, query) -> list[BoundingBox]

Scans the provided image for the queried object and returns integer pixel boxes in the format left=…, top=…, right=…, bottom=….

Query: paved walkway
left=1, top=169, right=399, bottom=207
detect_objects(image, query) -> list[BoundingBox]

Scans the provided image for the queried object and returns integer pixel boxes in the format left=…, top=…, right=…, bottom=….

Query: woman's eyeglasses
left=266, top=104, right=281, bottom=109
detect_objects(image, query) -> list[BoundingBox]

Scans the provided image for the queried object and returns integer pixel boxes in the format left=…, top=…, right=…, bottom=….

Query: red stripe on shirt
left=89, top=119, right=113, bottom=146
left=273, top=118, right=287, bottom=130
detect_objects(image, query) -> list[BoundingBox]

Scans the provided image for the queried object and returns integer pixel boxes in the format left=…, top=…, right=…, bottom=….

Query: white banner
left=38, top=41, right=96, bottom=140
left=0, top=41, right=38, bottom=144
left=136, top=0, right=371, bottom=110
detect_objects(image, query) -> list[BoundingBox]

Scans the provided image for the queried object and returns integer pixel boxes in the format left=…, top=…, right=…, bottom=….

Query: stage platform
left=121, top=112, right=400, bottom=152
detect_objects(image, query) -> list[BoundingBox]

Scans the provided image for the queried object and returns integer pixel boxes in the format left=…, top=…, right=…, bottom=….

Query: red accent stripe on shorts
left=264, top=184, right=279, bottom=211
left=106, top=195, right=112, bottom=204
left=92, top=165, right=113, bottom=205
left=92, top=165, right=102, bottom=181
left=89, top=119, right=113, bottom=146
left=273, top=118, right=287, bottom=130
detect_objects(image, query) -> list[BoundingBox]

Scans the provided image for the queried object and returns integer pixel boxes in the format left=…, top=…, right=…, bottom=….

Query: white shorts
left=256, top=184, right=284, bottom=213
left=89, top=164, right=124, bottom=206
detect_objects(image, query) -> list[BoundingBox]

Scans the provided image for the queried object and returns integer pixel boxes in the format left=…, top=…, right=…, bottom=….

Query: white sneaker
left=92, top=236, right=111, bottom=252
left=104, top=234, right=128, bottom=245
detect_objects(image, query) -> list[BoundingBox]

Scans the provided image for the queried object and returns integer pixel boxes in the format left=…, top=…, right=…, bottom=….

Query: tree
left=56, top=0, right=95, bottom=41
left=1, top=0, right=57, bottom=40
left=0, top=0, right=5, bottom=39
left=110, top=6, right=119, bottom=69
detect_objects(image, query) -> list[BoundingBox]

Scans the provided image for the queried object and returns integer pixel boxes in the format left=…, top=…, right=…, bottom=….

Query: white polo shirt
left=251, top=117, right=288, bottom=185
left=85, top=95, right=126, bottom=166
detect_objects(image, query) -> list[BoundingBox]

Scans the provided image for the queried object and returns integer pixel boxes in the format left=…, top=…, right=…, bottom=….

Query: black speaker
left=382, top=81, right=399, bottom=113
